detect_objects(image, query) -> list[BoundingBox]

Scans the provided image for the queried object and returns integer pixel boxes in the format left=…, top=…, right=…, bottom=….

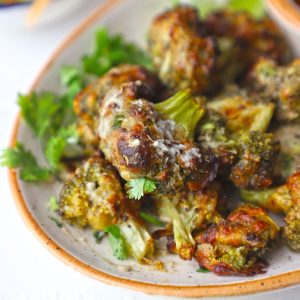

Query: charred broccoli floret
left=148, top=5, right=216, bottom=94
left=204, top=10, right=290, bottom=84
left=250, top=58, right=300, bottom=121
left=194, top=204, right=279, bottom=275
left=207, top=90, right=275, bottom=139
left=196, top=111, right=238, bottom=171
left=98, top=82, right=217, bottom=195
left=230, top=132, right=280, bottom=190
left=58, top=156, right=154, bottom=262
left=153, top=183, right=222, bottom=260
left=241, top=170, right=300, bottom=251
left=74, top=64, right=161, bottom=151
left=206, top=90, right=279, bottom=189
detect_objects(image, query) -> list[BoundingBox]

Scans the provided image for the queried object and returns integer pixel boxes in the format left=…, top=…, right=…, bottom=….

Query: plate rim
left=7, top=0, right=300, bottom=297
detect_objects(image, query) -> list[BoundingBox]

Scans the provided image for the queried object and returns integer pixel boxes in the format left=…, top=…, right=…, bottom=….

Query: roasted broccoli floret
left=206, top=90, right=279, bottom=189
left=153, top=183, right=222, bottom=260
left=272, top=123, right=300, bottom=178
left=250, top=58, right=300, bottom=122
left=196, top=111, right=238, bottom=172
left=207, top=90, right=275, bottom=139
left=98, top=81, right=217, bottom=195
left=148, top=5, right=216, bottom=94
left=58, top=156, right=154, bottom=262
left=230, top=132, right=280, bottom=189
left=204, top=10, right=290, bottom=84
left=194, top=204, right=279, bottom=275
left=241, top=170, right=300, bottom=251
left=74, top=64, right=161, bottom=151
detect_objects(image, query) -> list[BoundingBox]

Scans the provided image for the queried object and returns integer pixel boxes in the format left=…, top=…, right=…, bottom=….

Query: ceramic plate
left=8, top=0, right=300, bottom=297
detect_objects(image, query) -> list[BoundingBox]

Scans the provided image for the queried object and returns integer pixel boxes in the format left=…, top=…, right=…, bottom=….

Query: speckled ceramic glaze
left=8, top=0, right=300, bottom=297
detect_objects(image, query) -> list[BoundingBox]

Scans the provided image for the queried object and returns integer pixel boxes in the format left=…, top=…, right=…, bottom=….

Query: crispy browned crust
left=204, top=10, right=290, bottom=69
left=194, top=205, right=278, bottom=275
left=148, top=5, right=217, bottom=94
left=74, top=64, right=162, bottom=150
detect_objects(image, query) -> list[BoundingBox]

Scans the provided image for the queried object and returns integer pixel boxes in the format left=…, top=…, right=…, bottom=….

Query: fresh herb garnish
left=50, top=217, right=63, bottom=228
left=126, top=178, right=157, bottom=200
left=49, top=196, right=59, bottom=212
left=93, top=230, right=106, bottom=244
left=104, top=225, right=128, bottom=260
left=0, top=142, right=50, bottom=182
left=140, top=211, right=165, bottom=227
left=82, top=27, right=152, bottom=77
left=196, top=267, right=210, bottom=273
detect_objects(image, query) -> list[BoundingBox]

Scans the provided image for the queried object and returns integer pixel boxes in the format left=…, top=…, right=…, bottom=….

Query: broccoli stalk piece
left=154, top=184, right=221, bottom=260
left=155, top=89, right=205, bottom=139
left=58, top=156, right=154, bottom=262
left=241, top=170, right=300, bottom=251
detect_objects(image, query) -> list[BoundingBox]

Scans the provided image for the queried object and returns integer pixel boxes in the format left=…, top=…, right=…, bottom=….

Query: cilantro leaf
left=49, top=196, right=59, bottom=212
left=140, top=212, right=165, bottom=227
left=126, top=178, right=156, bottom=200
left=82, top=27, right=152, bottom=77
left=196, top=267, right=210, bottom=273
left=104, top=225, right=128, bottom=260
left=50, top=217, right=63, bottom=228
left=0, top=142, right=51, bottom=182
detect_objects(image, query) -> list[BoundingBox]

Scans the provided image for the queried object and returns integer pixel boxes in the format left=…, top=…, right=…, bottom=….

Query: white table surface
left=0, top=1, right=300, bottom=299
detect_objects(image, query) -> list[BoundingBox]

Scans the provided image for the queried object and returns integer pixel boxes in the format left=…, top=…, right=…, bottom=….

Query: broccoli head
left=250, top=58, right=300, bottom=122
left=230, top=131, right=280, bottom=190
left=204, top=10, right=290, bottom=84
left=196, top=111, right=238, bottom=172
left=153, top=183, right=222, bottom=260
left=58, top=156, right=154, bottom=262
left=98, top=82, right=217, bottom=194
left=74, top=64, right=162, bottom=152
left=207, top=90, right=275, bottom=139
left=241, top=170, right=300, bottom=251
left=148, top=5, right=216, bottom=94
left=194, top=204, right=279, bottom=275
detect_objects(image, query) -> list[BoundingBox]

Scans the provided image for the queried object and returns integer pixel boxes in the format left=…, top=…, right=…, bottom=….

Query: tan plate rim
left=7, top=0, right=300, bottom=297
left=268, top=0, right=300, bottom=27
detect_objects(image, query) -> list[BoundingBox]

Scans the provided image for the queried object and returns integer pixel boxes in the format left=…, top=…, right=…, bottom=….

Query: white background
left=0, top=1, right=300, bottom=299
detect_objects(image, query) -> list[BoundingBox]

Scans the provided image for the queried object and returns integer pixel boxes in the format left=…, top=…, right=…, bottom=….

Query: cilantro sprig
left=0, top=142, right=50, bottom=182
left=104, top=225, right=128, bottom=260
left=126, top=178, right=157, bottom=200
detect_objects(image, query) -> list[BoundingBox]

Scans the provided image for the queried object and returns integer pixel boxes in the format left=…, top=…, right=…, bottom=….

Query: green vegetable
left=140, top=211, right=165, bottom=227
left=0, top=142, right=50, bottom=182
left=155, top=89, right=205, bottom=138
left=126, top=178, right=157, bottom=200
left=104, top=225, right=128, bottom=260
left=82, top=27, right=152, bottom=77
left=196, top=267, right=210, bottom=273
left=93, top=231, right=106, bottom=244
left=49, top=196, right=59, bottom=212
left=228, top=0, right=265, bottom=19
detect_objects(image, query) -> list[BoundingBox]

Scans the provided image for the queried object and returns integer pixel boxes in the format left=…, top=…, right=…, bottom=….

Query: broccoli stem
left=155, top=89, right=205, bottom=138
left=241, top=186, right=292, bottom=214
